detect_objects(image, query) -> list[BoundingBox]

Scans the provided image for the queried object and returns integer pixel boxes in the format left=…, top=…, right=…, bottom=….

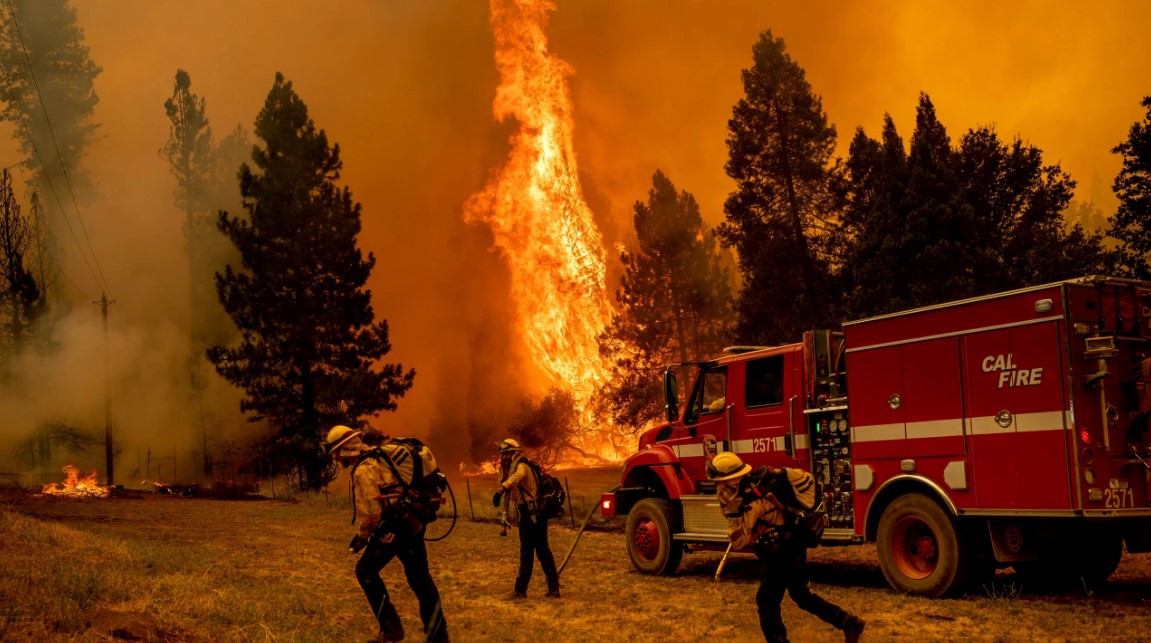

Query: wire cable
left=3, top=0, right=110, bottom=297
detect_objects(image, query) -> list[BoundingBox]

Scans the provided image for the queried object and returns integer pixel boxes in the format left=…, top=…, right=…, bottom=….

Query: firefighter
left=325, top=425, right=449, bottom=643
left=708, top=451, right=865, bottom=643
left=492, top=438, right=561, bottom=599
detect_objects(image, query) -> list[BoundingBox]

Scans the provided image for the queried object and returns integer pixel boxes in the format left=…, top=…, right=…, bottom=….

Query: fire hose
left=557, top=489, right=614, bottom=576
left=557, top=504, right=600, bottom=576
left=425, top=480, right=457, bottom=543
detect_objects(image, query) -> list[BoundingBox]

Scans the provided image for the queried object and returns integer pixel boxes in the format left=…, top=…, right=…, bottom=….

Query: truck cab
left=601, top=333, right=853, bottom=575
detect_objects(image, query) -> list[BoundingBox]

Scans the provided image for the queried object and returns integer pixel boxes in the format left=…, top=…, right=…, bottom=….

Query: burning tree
left=208, top=73, right=413, bottom=490
left=465, top=0, right=610, bottom=401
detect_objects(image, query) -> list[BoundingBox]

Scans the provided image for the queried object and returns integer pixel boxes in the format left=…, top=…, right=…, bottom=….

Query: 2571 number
left=1103, top=487, right=1134, bottom=509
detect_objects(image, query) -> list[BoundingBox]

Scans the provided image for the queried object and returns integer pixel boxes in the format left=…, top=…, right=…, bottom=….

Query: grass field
left=3, top=472, right=1151, bottom=642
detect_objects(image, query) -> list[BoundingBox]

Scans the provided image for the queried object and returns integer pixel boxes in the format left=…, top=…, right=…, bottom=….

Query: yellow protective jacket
left=716, top=478, right=786, bottom=550
left=350, top=449, right=404, bottom=540
left=499, top=456, right=539, bottom=511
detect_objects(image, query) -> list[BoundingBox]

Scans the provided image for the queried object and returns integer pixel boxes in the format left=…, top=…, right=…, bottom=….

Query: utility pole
left=95, top=292, right=115, bottom=485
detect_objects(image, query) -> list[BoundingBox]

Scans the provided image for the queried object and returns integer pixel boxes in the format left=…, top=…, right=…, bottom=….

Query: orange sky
left=5, top=0, right=1150, bottom=465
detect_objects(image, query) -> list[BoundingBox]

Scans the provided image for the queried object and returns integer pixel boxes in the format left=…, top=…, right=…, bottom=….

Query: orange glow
left=39, top=464, right=108, bottom=497
left=465, top=0, right=611, bottom=406
left=459, top=460, right=499, bottom=477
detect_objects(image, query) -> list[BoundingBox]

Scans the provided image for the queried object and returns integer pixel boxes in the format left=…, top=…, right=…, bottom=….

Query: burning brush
left=39, top=464, right=109, bottom=498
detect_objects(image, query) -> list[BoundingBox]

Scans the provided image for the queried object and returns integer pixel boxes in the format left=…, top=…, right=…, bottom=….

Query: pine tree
left=843, top=95, right=1108, bottom=319
left=718, top=31, right=841, bottom=344
left=0, top=0, right=100, bottom=252
left=161, top=69, right=216, bottom=476
left=598, top=170, right=732, bottom=432
left=0, top=169, right=41, bottom=378
left=956, top=125, right=1106, bottom=288
left=842, top=115, right=912, bottom=316
left=208, top=73, right=413, bottom=490
left=1110, top=96, right=1151, bottom=278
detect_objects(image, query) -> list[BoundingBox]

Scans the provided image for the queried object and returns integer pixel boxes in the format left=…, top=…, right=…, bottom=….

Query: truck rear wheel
left=626, top=498, right=683, bottom=576
left=877, top=493, right=968, bottom=597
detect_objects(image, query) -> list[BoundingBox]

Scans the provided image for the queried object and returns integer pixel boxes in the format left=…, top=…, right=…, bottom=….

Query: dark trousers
left=757, top=541, right=848, bottom=643
left=356, top=523, right=448, bottom=640
left=515, top=504, right=559, bottom=594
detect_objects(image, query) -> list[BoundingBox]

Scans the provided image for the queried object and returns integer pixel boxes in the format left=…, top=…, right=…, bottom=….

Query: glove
left=349, top=535, right=368, bottom=553
left=492, top=490, right=504, bottom=507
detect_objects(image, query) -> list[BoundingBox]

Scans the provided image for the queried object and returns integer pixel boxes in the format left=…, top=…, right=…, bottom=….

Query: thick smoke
left=3, top=1, right=1150, bottom=477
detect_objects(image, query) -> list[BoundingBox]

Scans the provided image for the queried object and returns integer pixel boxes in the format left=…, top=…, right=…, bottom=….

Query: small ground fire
left=39, top=464, right=109, bottom=497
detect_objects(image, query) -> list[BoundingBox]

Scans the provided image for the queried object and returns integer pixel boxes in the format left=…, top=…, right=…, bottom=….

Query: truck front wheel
left=626, top=498, right=683, bottom=576
left=877, top=493, right=968, bottom=597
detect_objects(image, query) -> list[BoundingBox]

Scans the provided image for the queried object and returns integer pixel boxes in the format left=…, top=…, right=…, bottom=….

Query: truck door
left=738, top=351, right=804, bottom=469
left=964, top=322, right=1071, bottom=510
left=678, top=365, right=730, bottom=482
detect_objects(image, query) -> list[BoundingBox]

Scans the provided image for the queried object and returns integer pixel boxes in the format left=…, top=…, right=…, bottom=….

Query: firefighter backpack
left=521, top=459, right=567, bottom=521
left=777, top=467, right=827, bottom=548
left=743, top=466, right=827, bottom=548
left=369, top=438, right=450, bottom=524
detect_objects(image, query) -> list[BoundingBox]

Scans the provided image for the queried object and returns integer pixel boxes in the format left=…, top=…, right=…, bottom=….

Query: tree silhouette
left=719, top=31, right=841, bottom=344
left=0, top=0, right=100, bottom=269
left=208, top=73, right=414, bottom=490
left=843, top=95, right=1107, bottom=319
left=598, top=170, right=732, bottom=432
left=1110, top=96, right=1151, bottom=278
left=161, top=69, right=216, bottom=476
left=0, top=169, right=41, bottom=378
left=507, top=387, right=581, bottom=466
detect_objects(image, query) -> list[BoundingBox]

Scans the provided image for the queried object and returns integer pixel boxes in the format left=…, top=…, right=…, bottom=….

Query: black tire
left=1081, top=530, right=1123, bottom=583
left=877, top=493, right=968, bottom=597
left=626, top=497, right=683, bottom=576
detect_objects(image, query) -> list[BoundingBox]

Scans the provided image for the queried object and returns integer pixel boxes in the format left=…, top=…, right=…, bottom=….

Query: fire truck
left=599, top=276, right=1151, bottom=596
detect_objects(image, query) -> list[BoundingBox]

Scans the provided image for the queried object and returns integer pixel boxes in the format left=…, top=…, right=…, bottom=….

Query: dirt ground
left=3, top=483, right=1151, bottom=642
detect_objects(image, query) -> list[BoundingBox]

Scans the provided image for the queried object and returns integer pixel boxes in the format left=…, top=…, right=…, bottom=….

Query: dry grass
left=2, top=474, right=1151, bottom=642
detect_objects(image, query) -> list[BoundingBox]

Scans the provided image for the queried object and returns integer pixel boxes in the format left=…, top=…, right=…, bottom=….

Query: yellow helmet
left=497, top=438, right=522, bottom=453
left=324, top=425, right=362, bottom=455
left=707, top=452, right=751, bottom=481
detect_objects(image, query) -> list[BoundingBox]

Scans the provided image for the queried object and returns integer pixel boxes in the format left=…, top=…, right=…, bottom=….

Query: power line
left=3, top=0, right=111, bottom=297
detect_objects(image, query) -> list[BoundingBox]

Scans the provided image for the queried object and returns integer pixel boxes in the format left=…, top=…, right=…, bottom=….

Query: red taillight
left=599, top=494, right=615, bottom=518
left=1080, top=429, right=1091, bottom=444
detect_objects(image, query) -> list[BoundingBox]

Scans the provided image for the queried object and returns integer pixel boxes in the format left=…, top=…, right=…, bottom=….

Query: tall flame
left=465, top=0, right=610, bottom=401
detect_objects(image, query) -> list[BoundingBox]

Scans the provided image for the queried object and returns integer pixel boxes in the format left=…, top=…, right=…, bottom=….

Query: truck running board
left=673, top=532, right=730, bottom=543
left=819, top=527, right=863, bottom=543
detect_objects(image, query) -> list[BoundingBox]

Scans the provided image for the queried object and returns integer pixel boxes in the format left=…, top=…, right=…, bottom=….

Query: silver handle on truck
left=726, top=404, right=734, bottom=451
left=787, top=395, right=797, bottom=456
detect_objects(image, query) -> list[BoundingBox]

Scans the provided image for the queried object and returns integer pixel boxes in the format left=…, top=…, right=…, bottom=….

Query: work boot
left=842, top=614, right=865, bottom=643
left=510, top=591, right=527, bottom=600
left=371, top=618, right=405, bottom=642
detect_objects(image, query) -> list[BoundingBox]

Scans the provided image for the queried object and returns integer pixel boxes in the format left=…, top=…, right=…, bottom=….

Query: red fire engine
left=599, top=276, right=1151, bottom=596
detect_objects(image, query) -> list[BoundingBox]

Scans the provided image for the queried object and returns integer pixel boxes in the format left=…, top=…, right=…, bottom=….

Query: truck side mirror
left=664, top=369, right=679, bottom=422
